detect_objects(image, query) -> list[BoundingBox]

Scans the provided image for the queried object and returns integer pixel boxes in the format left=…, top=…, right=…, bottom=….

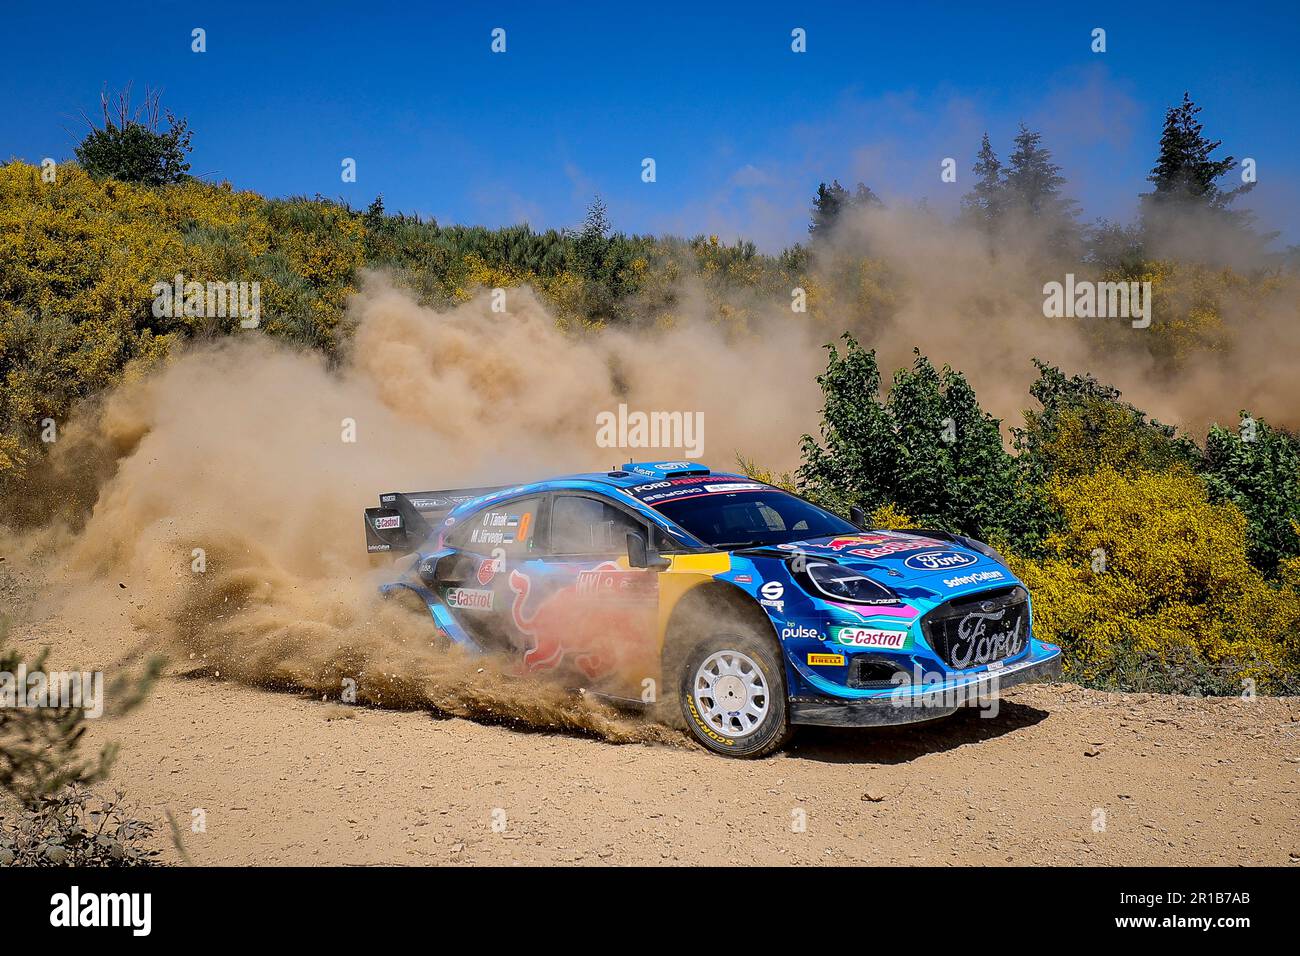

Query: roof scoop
left=623, top=460, right=711, bottom=479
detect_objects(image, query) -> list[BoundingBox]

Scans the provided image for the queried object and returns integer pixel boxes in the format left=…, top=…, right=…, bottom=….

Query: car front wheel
left=678, top=630, right=792, bottom=758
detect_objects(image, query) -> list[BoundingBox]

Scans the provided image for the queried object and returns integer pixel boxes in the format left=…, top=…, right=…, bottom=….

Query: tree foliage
left=797, top=334, right=1031, bottom=544
left=808, top=179, right=884, bottom=240
left=74, top=87, right=192, bottom=186
left=1013, top=466, right=1300, bottom=695
left=1144, top=93, right=1245, bottom=210
left=1013, top=360, right=1198, bottom=485
left=1200, top=416, right=1300, bottom=575
left=1138, top=93, right=1269, bottom=252
left=793, top=341, right=1300, bottom=695
left=961, top=133, right=1004, bottom=232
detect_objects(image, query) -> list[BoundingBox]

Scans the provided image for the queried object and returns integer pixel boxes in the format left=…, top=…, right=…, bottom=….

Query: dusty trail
left=4, top=560, right=1297, bottom=867
left=75, top=678, right=1300, bottom=867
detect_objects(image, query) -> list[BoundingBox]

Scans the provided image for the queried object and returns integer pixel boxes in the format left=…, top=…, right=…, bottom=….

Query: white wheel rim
left=692, top=649, right=771, bottom=739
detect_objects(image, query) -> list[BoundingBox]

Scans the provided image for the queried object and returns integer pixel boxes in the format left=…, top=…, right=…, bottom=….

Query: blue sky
left=4, top=0, right=1298, bottom=249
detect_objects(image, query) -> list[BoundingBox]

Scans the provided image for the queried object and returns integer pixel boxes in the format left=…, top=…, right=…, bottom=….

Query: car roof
left=446, top=463, right=770, bottom=517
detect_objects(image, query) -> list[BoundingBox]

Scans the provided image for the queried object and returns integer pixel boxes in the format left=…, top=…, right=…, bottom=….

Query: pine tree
left=961, top=133, right=1004, bottom=230
left=1003, top=125, right=1075, bottom=218
left=1002, top=125, right=1080, bottom=255
left=851, top=182, right=884, bottom=209
left=1144, top=93, right=1245, bottom=209
left=579, top=195, right=611, bottom=240
left=572, top=195, right=611, bottom=282
left=808, top=180, right=851, bottom=239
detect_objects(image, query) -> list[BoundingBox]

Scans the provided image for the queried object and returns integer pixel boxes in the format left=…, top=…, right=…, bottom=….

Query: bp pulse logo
left=904, top=550, right=978, bottom=572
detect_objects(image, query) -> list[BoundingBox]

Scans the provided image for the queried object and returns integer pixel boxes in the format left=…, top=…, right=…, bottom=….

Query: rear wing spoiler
left=364, top=486, right=506, bottom=555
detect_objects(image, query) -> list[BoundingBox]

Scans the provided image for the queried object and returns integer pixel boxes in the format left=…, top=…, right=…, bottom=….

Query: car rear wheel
left=678, top=629, right=792, bottom=758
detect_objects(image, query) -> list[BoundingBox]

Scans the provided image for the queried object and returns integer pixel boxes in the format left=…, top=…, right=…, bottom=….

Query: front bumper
left=788, top=647, right=1063, bottom=728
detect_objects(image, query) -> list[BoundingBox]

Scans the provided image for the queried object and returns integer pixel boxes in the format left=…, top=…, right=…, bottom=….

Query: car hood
left=757, top=530, right=1011, bottom=588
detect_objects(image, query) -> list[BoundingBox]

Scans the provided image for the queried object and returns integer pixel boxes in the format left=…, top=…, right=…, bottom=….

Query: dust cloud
left=8, top=202, right=1295, bottom=741
left=812, top=200, right=1300, bottom=432
left=17, top=275, right=827, bottom=743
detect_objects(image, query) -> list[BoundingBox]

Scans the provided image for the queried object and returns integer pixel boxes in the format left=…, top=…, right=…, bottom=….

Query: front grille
left=921, top=586, right=1029, bottom=670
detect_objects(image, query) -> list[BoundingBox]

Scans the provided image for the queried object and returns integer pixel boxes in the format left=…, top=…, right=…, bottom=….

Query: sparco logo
left=904, top=550, right=978, bottom=572
left=952, top=609, right=1025, bottom=668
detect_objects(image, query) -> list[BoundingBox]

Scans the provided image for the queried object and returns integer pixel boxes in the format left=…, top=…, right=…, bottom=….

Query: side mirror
left=627, top=532, right=670, bottom=571
left=850, top=505, right=868, bottom=529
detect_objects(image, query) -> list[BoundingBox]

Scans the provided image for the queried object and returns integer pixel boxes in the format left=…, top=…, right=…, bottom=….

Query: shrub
left=1011, top=466, right=1300, bottom=694
left=1200, top=415, right=1300, bottom=575
left=798, top=334, right=1036, bottom=545
left=1, top=617, right=162, bottom=803
left=0, top=616, right=165, bottom=866
left=74, top=88, right=192, bottom=186
left=0, top=786, right=160, bottom=867
left=1013, top=360, right=1197, bottom=483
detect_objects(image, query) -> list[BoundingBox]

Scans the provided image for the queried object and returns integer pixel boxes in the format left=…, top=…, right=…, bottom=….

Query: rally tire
left=678, top=629, right=792, bottom=758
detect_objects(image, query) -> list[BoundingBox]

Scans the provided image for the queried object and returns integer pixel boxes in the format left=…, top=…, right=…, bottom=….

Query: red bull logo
left=849, top=536, right=946, bottom=560
left=779, top=534, right=893, bottom=553
left=821, top=535, right=888, bottom=551
left=509, top=562, right=657, bottom=681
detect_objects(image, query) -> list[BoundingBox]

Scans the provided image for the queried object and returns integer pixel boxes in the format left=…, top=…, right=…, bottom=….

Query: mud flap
left=379, top=582, right=484, bottom=652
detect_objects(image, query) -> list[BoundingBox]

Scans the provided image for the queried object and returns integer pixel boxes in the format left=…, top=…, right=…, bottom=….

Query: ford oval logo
left=903, top=549, right=979, bottom=572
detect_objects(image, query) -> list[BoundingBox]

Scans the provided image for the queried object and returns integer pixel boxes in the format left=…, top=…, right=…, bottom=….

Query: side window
left=653, top=525, right=694, bottom=553
left=550, top=495, right=646, bottom=555
left=448, top=496, right=541, bottom=557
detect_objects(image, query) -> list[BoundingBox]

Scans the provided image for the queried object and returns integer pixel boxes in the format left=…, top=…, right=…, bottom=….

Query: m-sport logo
left=904, top=550, right=978, bottom=572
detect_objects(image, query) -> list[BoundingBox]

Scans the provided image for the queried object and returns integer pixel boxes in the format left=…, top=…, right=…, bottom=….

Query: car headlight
left=796, top=560, right=900, bottom=605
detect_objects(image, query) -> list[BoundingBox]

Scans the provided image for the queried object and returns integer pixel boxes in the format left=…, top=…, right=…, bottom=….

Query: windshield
left=653, top=489, right=858, bottom=549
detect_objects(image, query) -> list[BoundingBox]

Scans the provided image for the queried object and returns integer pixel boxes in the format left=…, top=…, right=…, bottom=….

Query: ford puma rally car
left=364, top=461, right=1062, bottom=757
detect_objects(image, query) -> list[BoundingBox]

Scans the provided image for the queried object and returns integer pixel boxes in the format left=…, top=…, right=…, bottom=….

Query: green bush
left=0, top=787, right=160, bottom=867
left=1201, top=415, right=1300, bottom=575
left=797, top=334, right=1035, bottom=546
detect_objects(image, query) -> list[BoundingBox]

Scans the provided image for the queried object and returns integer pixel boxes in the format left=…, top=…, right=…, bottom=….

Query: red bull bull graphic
left=508, top=562, right=658, bottom=683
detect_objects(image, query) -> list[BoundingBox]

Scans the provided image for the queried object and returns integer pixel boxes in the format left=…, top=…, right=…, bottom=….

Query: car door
left=505, top=492, right=662, bottom=696
left=439, top=494, right=546, bottom=651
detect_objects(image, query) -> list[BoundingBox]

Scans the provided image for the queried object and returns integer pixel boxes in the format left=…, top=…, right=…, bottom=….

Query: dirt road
left=70, top=677, right=1295, bottom=866
left=5, top=561, right=1299, bottom=866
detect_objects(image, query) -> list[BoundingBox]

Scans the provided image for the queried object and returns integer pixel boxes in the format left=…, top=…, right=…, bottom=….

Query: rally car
left=363, top=461, right=1062, bottom=757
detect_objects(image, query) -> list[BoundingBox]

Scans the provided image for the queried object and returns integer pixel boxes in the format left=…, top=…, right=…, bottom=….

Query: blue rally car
left=363, top=461, right=1062, bottom=758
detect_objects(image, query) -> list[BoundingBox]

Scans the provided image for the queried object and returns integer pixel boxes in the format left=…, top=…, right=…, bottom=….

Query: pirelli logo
left=807, top=653, right=846, bottom=667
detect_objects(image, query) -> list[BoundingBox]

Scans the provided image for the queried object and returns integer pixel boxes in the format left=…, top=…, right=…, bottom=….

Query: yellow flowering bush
left=0, top=162, right=365, bottom=488
left=1012, top=466, right=1300, bottom=693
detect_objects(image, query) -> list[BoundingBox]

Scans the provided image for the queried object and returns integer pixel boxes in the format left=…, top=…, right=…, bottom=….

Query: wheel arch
left=661, top=580, right=780, bottom=684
